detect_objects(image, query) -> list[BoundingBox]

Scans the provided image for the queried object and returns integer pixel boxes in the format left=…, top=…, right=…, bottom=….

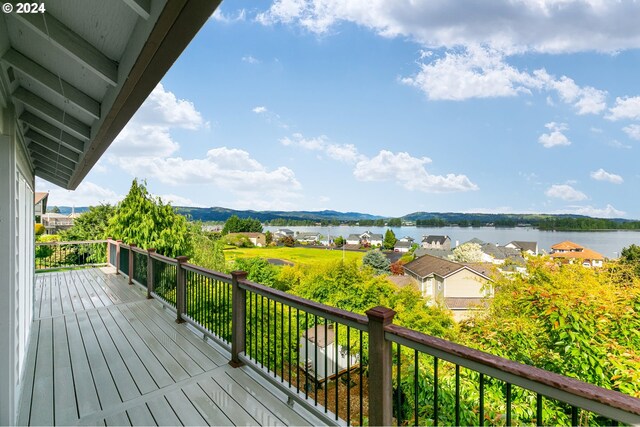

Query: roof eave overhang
left=68, top=0, right=221, bottom=189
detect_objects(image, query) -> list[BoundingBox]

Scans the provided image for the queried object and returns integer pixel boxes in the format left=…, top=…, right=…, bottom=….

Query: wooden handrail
left=385, top=323, right=640, bottom=424
left=149, top=251, right=178, bottom=265
left=35, top=239, right=107, bottom=245
left=238, top=277, right=369, bottom=331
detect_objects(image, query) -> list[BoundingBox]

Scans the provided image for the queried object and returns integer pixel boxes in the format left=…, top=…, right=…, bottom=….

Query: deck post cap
left=366, top=306, right=396, bottom=324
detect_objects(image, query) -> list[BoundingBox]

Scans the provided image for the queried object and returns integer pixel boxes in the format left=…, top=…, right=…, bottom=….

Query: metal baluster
left=288, top=305, right=292, bottom=387
left=414, top=350, right=418, bottom=427
left=305, top=311, right=309, bottom=399
left=315, top=315, right=318, bottom=405
left=479, top=373, right=484, bottom=427
left=359, top=329, right=363, bottom=427
left=434, top=357, right=439, bottom=427
left=281, top=302, right=285, bottom=382
left=536, top=394, right=543, bottom=427
left=397, top=342, right=402, bottom=426
left=347, top=326, right=351, bottom=426
left=267, top=297, right=271, bottom=373
left=506, top=382, right=512, bottom=426
left=571, top=406, right=578, bottom=426
left=335, top=323, right=339, bottom=420
left=455, top=365, right=460, bottom=427
left=261, top=295, right=264, bottom=368
left=324, top=320, right=328, bottom=412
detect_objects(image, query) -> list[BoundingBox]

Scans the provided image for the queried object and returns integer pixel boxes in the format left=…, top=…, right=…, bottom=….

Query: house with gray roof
left=421, top=235, right=451, bottom=250
left=504, top=241, right=539, bottom=255
left=404, top=254, right=493, bottom=321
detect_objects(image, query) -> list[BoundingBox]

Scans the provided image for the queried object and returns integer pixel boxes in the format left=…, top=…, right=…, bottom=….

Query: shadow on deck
left=18, top=267, right=321, bottom=426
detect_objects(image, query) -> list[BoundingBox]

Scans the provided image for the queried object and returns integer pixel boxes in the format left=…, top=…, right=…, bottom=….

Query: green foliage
left=48, top=206, right=61, bottom=213
left=265, top=230, right=273, bottom=245
left=107, top=179, right=191, bottom=258
left=462, top=257, right=640, bottom=400
left=279, top=235, right=295, bottom=247
left=61, top=204, right=115, bottom=241
left=333, top=235, right=345, bottom=246
left=233, top=257, right=283, bottom=289
left=222, top=215, right=263, bottom=234
left=387, top=218, right=402, bottom=227
left=189, top=223, right=226, bottom=271
left=362, top=249, right=391, bottom=274
left=383, top=228, right=397, bottom=250
left=35, top=223, right=45, bottom=236
left=223, top=233, right=254, bottom=248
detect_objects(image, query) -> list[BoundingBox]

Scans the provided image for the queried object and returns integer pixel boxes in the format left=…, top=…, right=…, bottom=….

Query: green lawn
left=223, top=246, right=365, bottom=267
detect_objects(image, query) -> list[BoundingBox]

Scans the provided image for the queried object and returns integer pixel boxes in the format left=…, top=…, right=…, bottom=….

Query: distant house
left=42, top=212, right=75, bottom=234
left=346, top=234, right=361, bottom=245
left=360, top=231, right=383, bottom=246
left=227, top=232, right=266, bottom=247
left=274, top=228, right=294, bottom=239
left=421, top=235, right=451, bottom=250
left=413, top=248, right=454, bottom=259
left=296, top=232, right=321, bottom=243
left=398, top=236, right=414, bottom=243
left=394, top=241, right=412, bottom=253
left=479, top=243, right=525, bottom=266
left=404, top=254, right=493, bottom=321
left=34, top=192, right=48, bottom=223
left=300, top=324, right=359, bottom=383
left=504, top=241, right=538, bottom=256
left=550, top=241, right=604, bottom=268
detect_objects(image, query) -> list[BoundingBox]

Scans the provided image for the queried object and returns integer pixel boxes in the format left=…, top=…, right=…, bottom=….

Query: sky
left=37, top=0, right=640, bottom=219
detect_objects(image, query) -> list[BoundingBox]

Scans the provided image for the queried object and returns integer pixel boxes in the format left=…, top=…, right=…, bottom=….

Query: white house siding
left=0, top=104, right=35, bottom=425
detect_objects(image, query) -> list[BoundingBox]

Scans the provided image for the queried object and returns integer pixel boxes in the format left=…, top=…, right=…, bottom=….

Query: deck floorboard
left=18, top=267, right=321, bottom=426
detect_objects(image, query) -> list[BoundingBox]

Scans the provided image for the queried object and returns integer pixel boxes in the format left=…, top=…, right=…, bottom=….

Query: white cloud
left=606, top=96, right=640, bottom=121
left=400, top=46, right=538, bottom=100
left=608, top=139, right=632, bottom=149
left=538, top=122, right=571, bottom=148
left=401, top=47, right=606, bottom=112
left=353, top=150, right=478, bottom=193
left=157, top=194, right=202, bottom=207
left=252, top=106, right=289, bottom=129
left=545, top=184, right=587, bottom=201
left=280, top=133, right=363, bottom=163
left=257, top=1, right=640, bottom=54
left=623, top=124, right=640, bottom=140
left=211, top=8, right=246, bottom=23
left=555, top=204, right=626, bottom=218
left=111, top=147, right=302, bottom=207
left=242, top=55, right=260, bottom=64
left=252, top=106, right=268, bottom=114
left=36, top=179, right=121, bottom=206
left=108, top=84, right=204, bottom=158
left=590, top=168, right=623, bottom=184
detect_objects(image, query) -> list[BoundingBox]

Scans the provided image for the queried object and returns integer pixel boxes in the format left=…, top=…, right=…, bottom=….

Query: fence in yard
left=49, top=238, right=637, bottom=426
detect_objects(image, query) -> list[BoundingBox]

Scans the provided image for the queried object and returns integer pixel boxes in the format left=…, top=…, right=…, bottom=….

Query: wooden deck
left=18, top=268, right=320, bottom=426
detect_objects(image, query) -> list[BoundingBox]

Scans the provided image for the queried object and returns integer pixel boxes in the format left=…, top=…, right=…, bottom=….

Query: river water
left=263, top=225, right=640, bottom=258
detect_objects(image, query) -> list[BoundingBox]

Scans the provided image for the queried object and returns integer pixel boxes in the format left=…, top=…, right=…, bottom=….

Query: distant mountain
left=402, top=211, right=633, bottom=224
left=48, top=206, right=89, bottom=215
left=175, top=207, right=384, bottom=222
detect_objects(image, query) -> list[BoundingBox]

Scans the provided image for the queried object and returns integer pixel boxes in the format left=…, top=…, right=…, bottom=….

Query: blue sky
left=39, top=1, right=640, bottom=219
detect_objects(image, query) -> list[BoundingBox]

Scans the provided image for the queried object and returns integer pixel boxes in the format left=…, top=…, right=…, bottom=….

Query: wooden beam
left=30, top=146, right=77, bottom=171
left=122, top=0, right=151, bottom=20
left=3, top=49, right=100, bottom=119
left=27, top=130, right=80, bottom=163
left=20, top=111, right=84, bottom=153
left=13, top=87, right=91, bottom=141
left=69, top=0, right=224, bottom=189
left=31, top=151, right=75, bottom=176
left=33, top=160, right=72, bottom=180
left=9, top=9, right=118, bottom=86
left=35, top=169, right=69, bottom=188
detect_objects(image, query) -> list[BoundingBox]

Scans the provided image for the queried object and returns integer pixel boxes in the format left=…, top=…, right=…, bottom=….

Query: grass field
left=223, top=246, right=366, bottom=267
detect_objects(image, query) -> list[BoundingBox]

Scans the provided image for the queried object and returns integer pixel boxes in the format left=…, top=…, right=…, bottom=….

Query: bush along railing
left=105, top=239, right=640, bottom=426
left=35, top=240, right=107, bottom=271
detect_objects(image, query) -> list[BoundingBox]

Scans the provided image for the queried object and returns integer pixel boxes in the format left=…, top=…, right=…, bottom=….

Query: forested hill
left=53, top=205, right=640, bottom=230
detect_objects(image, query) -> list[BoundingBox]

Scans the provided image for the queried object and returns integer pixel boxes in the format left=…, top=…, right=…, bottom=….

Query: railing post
left=366, top=305, right=396, bottom=427
left=128, top=243, right=136, bottom=285
left=115, top=240, right=122, bottom=274
left=229, top=270, right=248, bottom=368
left=107, top=238, right=113, bottom=266
left=147, top=248, right=155, bottom=299
left=175, top=256, right=189, bottom=323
